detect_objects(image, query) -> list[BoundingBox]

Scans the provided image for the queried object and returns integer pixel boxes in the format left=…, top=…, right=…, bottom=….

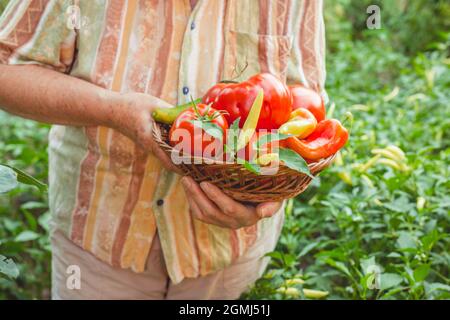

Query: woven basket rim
left=152, top=122, right=335, bottom=174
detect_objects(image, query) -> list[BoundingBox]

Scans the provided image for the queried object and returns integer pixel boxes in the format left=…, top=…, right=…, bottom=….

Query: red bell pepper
left=289, top=85, right=326, bottom=122
left=287, top=119, right=348, bottom=161
left=202, top=73, right=292, bottom=130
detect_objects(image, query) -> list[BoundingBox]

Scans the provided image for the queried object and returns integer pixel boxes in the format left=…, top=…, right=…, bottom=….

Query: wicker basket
left=152, top=123, right=335, bottom=203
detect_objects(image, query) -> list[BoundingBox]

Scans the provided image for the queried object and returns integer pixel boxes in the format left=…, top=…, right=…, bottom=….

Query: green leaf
left=265, top=251, right=284, bottom=261
left=38, top=211, right=51, bottom=232
left=387, top=252, right=402, bottom=258
left=230, top=117, right=241, bottom=131
left=426, top=283, right=450, bottom=294
left=14, top=230, right=40, bottom=242
left=243, top=160, right=261, bottom=175
left=0, top=165, right=18, bottom=193
left=21, top=201, right=47, bottom=210
left=298, top=242, right=318, bottom=258
left=383, top=196, right=414, bottom=213
left=413, top=264, right=431, bottom=282
left=267, top=251, right=297, bottom=268
left=380, top=273, right=403, bottom=291
left=0, top=255, right=19, bottom=279
left=278, top=148, right=312, bottom=177
left=360, top=256, right=377, bottom=275
left=380, top=287, right=407, bottom=299
left=420, top=230, right=440, bottom=251
left=396, top=232, right=417, bottom=250
left=190, top=120, right=224, bottom=141
left=4, top=218, right=21, bottom=232
left=2, top=164, right=47, bottom=192
left=282, top=253, right=297, bottom=268
left=325, top=259, right=352, bottom=277
left=224, top=117, right=241, bottom=154
left=22, top=209, right=38, bottom=231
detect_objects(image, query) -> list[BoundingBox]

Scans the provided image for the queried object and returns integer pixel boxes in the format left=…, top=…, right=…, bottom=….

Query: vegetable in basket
left=243, top=131, right=286, bottom=163
left=279, top=108, right=317, bottom=138
left=154, top=72, right=349, bottom=167
left=202, top=73, right=292, bottom=129
left=289, top=84, right=326, bottom=122
left=287, top=119, right=349, bottom=161
left=151, top=72, right=350, bottom=203
left=152, top=98, right=202, bottom=124
left=169, top=103, right=228, bottom=158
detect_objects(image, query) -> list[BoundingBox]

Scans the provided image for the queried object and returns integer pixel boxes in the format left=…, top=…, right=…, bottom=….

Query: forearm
left=0, top=63, right=180, bottom=172
left=0, top=64, right=120, bottom=128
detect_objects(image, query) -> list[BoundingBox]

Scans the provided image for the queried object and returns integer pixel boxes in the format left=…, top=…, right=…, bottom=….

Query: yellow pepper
left=276, top=287, right=329, bottom=299
left=279, top=108, right=317, bottom=138
left=255, top=152, right=279, bottom=166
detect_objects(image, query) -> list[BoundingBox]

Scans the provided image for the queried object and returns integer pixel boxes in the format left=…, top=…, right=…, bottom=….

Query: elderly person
left=0, top=0, right=325, bottom=299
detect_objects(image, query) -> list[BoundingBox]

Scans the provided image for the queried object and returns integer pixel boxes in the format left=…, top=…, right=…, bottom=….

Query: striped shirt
left=0, top=0, right=326, bottom=284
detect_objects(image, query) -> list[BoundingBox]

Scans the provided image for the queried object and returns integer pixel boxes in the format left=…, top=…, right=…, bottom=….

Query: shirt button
left=156, top=199, right=164, bottom=206
left=190, top=21, right=196, bottom=30
left=182, top=86, right=189, bottom=95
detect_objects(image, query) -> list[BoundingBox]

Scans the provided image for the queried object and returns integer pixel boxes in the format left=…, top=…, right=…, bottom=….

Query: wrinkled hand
left=109, top=92, right=182, bottom=173
left=181, top=176, right=282, bottom=229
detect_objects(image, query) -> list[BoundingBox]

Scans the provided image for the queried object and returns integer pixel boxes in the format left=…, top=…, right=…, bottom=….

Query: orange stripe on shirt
left=111, top=0, right=163, bottom=267
left=119, top=156, right=162, bottom=271
left=257, top=0, right=269, bottom=74
left=71, top=2, right=123, bottom=246
left=109, top=150, right=147, bottom=268
left=148, top=0, right=175, bottom=99
left=83, top=0, right=134, bottom=253
left=164, top=179, right=199, bottom=277
left=196, top=0, right=226, bottom=92
left=119, top=0, right=178, bottom=270
left=154, top=0, right=199, bottom=280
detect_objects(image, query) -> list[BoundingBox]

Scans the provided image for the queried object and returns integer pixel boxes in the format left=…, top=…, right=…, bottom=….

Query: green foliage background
left=0, top=0, right=449, bottom=299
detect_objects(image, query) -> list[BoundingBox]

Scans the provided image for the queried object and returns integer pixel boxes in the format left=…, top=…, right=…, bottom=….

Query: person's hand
left=107, top=92, right=182, bottom=173
left=181, top=176, right=282, bottom=229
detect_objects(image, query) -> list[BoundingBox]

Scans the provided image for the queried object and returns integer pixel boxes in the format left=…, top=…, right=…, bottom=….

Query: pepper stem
left=220, top=59, right=249, bottom=83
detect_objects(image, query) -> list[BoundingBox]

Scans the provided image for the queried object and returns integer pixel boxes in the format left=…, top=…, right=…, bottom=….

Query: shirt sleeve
left=286, top=0, right=327, bottom=102
left=0, top=0, right=76, bottom=73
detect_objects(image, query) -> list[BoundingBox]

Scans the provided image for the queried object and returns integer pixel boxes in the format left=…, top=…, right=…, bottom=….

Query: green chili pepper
left=152, top=98, right=202, bottom=124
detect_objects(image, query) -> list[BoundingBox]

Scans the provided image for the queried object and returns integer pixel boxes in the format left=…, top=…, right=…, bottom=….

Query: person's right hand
left=107, top=92, right=182, bottom=173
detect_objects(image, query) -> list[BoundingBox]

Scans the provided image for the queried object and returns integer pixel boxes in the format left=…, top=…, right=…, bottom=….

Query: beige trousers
left=50, top=230, right=273, bottom=300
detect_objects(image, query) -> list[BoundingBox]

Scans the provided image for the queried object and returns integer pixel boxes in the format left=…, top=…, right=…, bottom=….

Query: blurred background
left=0, top=0, right=449, bottom=299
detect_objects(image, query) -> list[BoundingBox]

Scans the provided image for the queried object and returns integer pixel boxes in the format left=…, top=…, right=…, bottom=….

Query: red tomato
left=289, top=85, right=326, bottom=122
left=169, top=104, right=228, bottom=158
left=202, top=73, right=292, bottom=130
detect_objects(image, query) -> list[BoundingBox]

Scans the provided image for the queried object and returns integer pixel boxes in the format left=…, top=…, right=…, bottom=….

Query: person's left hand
left=181, top=176, right=282, bottom=229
